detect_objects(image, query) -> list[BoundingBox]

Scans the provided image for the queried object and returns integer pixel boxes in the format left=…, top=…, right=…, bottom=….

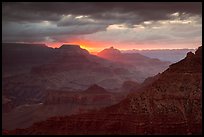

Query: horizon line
left=2, top=42, right=199, bottom=51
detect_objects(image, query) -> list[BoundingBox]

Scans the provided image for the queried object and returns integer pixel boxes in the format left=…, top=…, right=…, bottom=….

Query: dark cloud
left=3, top=2, right=201, bottom=23
left=2, top=2, right=202, bottom=47
left=2, top=21, right=107, bottom=43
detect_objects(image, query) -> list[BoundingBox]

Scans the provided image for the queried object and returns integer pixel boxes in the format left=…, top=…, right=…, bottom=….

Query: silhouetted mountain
left=98, top=47, right=149, bottom=62
left=3, top=43, right=170, bottom=105
left=98, top=46, right=170, bottom=65
left=59, top=44, right=81, bottom=49
left=2, top=44, right=128, bottom=107
left=2, top=43, right=54, bottom=77
left=29, top=45, right=138, bottom=89
left=57, top=44, right=89, bottom=55
left=98, top=47, right=171, bottom=79
left=98, top=46, right=121, bottom=57
left=122, top=48, right=196, bottom=63
left=5, top=46, right=201, bottom=135
left=168, top=46, right=202, bottom=73
left=84, top=84, right=109, bottom=94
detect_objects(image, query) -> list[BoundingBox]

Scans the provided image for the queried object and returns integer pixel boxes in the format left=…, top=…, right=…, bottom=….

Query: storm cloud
left=2, top=2, right=202, bottom=50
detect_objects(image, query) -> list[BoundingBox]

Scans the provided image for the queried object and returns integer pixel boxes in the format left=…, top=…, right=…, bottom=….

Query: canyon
left=3, top=46, right=202, bottom=135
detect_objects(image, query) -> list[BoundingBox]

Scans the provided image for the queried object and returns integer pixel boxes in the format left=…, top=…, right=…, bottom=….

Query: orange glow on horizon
left=45, top=40, right=105, bottom=52
left=45, top=40, right=196, bottom=53
left=67, top=39, right=107, bottom=52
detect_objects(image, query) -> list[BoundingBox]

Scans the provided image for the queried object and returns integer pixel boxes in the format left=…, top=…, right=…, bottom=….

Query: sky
left=2, top=2, right=202, bottom=52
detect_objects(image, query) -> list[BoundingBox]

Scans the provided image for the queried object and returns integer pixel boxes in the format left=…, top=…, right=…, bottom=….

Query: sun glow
left=80, top=45, right=94, bottom=52
left=68, top=39, right=107, bottom=52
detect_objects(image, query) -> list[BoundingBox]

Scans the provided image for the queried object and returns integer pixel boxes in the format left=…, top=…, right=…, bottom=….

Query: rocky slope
left=5, top=46, right=202, bottom=135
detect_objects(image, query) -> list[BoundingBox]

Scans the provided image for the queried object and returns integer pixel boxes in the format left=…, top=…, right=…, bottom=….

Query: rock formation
left=5, top=47, right=202, bottom=135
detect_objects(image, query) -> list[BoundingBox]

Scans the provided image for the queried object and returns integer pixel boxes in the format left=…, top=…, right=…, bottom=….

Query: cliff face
left=4, top=47, right=202, bottom=135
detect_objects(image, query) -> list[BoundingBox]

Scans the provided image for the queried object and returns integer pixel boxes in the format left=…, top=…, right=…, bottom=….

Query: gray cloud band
left=2, top=2, right=202, bottom=44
